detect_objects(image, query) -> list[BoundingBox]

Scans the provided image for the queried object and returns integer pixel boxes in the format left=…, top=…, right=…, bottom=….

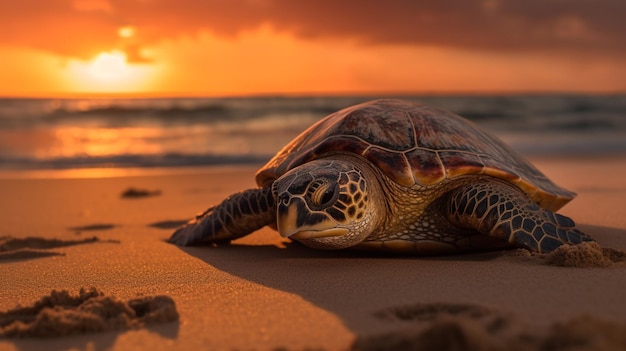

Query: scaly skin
left=168, top=188, right=275, bottom=246
left=445, top=180, right=593, bottom=253
left=168, top=170, right=593, bottom=254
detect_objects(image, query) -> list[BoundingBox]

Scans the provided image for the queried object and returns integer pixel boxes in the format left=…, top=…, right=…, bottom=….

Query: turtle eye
left=320, top=187, right=335, bottom=206
left=309, top=182, right=338, bottom=210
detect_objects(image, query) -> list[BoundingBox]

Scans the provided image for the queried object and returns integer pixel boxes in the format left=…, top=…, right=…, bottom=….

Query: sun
left=66, top=50, right=156, bottom=94
left=88, top=51, right=130, bottom=81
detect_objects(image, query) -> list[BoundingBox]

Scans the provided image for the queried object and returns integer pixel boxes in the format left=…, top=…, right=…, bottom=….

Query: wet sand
left=1, top=157, right=626, bottom=350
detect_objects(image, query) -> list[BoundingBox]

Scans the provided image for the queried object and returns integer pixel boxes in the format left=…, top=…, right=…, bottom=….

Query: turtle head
left=272, top=159, right=381, bottom=249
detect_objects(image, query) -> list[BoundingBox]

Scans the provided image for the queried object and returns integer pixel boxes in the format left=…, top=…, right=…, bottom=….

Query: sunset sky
left=2, top=0, right=625, bottom=97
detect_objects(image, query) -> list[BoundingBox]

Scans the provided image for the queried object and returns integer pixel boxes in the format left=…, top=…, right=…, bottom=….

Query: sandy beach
left=1, top=157, right=626, bottom=350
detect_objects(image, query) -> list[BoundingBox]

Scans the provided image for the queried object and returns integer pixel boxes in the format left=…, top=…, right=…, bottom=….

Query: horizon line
left=2, top=89, right=625, bottom=100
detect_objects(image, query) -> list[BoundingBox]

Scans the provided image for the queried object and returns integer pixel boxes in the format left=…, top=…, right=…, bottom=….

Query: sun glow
left=66, top=50, right=156, bottom=94
left=118, top=26, right=135, bottom=38
left=88, top=51, right=129, bottom=81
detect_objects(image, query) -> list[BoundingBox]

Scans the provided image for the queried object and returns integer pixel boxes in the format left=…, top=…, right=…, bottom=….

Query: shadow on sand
left=173, top=223, right=626, bottom=336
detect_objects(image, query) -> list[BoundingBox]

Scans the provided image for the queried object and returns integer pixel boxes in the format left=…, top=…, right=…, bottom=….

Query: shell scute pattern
left=438, top=150, right=485, bottom=178
left=362, top=146, right=414, bottom=187
left=404, top=148, right=445, bottom=185
left=256, top=99, right=576, bottom=213
left=479, top=155, right=521, bottom=182
left=335, top=104, right=415, bottom=151
left=413, top=112, right=477, bottom=152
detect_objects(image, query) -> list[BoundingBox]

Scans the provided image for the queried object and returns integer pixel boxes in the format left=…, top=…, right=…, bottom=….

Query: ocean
left=0, top=95, right=625, bottom=176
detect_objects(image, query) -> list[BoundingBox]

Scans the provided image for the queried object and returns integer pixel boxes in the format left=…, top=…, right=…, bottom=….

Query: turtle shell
left=256, top=99, right=575, bottom=211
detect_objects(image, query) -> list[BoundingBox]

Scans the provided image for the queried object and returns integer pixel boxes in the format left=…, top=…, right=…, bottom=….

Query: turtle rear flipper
left=446, top=181, right=593, bottom=253
left=168, top=188, right=276, bottom=246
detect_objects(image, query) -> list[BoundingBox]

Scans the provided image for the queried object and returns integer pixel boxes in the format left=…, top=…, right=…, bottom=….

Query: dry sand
left=0, top=157, right=625, bottom=351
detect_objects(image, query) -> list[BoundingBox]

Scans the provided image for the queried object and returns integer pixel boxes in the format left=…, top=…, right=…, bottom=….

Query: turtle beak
left=276, top=195, right=347, bottom=239
left=276, top=197, right=303, bottom=238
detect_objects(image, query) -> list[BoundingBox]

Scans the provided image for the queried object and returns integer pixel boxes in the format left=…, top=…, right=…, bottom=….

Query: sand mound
left=0, top=288, right=178, bottom=338
left=121, top=187, right=161, bottom=199
left=375, top=302, right=497, bottom=323
left=0, top=236, right=100, bottom=253
left=354, top=303, right=626, bottom=351
left=68, top=224, right=116, bottom=232
left=0, top=236, right=109, bottom=261
left=545, top=242, right=626, bottom=268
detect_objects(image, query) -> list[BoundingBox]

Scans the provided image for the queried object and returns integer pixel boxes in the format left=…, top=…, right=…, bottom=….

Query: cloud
left=1, top=0, right=624, bottom=62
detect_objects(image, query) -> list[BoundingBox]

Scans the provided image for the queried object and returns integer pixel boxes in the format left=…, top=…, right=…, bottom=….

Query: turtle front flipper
left=445, top=180, right=593, bottom=253
left=168, top=188, right=276, bottom=246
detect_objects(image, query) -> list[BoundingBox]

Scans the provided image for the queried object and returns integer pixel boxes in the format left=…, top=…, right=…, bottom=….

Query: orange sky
left=2, top=0, right=625, bottom=97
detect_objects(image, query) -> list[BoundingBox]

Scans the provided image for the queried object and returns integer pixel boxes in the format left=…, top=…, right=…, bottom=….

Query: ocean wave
left=0, top=153, right=271, bottom=170
left=0, top=95, right=624, bottom=170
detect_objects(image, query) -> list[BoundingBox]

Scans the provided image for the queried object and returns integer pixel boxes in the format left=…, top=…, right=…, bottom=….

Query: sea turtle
left=168, top=99, right=592, bottom=254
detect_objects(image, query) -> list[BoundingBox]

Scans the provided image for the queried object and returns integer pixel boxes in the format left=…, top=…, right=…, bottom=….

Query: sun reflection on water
left=38, top=124, right=278, bottom=160
left=51, top=127, right=165, bottom=158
